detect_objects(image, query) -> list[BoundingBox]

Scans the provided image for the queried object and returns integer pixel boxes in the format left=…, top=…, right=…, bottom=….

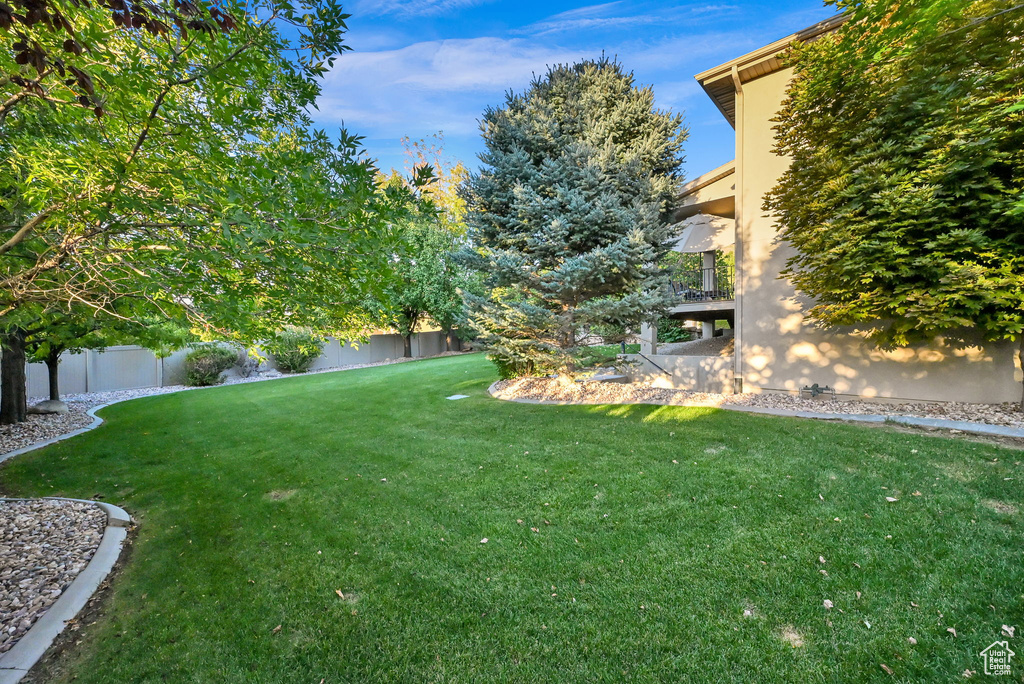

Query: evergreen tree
left=462, top=58, right=686, bottom=376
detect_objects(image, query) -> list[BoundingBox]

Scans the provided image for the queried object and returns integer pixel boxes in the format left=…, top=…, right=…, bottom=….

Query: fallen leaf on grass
left=880, top=664, right=894, bottom=675
left=336, top=590, right=345, bottom=599
left=819, top=556, right=827, bottom=564
left=823, top=600, right=834, bottom=609
left=886, top=497, right=899, bottom=502
left=856, top=591, right=862, bottom=599
left=947, top=627, right=957, bottom=637
left=271, top=625, right=282, bottom=635
left=531, top=527, right=539, bottom=533
left=480, top=538, right=489, bottom=544
left=908, top=637, right=917, bottom=645
left=1002, top=625, right=1015, bottom=638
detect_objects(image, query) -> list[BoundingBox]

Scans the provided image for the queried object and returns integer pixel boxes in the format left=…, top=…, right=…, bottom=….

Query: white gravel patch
left=0, top=499, right=106, bottom=655
left=492, top=377, right=1024, bottom=428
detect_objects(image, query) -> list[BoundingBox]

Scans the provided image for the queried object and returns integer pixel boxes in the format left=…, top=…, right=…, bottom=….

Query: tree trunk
left=443, top=326, right=452, bottom=352
left=1019, top=337, right=1023, bottom=412
left=46, top=349, right=61, bottom=401
left=403, top=333, right=413, bottom=358
left=1, top=329, right=28, bottom=425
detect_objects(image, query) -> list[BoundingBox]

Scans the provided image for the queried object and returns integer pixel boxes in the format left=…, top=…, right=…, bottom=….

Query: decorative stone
left=26, top=400, right=69, bottom=415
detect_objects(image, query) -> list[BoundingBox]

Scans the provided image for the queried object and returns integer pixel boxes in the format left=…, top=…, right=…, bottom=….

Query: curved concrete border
left=0, top=498, right=131, bottom=684
left=0, top=404, right=114, bottom=468
left=487, top=381, right=1024, bottom=439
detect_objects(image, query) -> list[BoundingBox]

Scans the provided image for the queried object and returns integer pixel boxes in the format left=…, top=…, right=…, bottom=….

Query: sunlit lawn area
left=2, top=354, right=1021, bottom=682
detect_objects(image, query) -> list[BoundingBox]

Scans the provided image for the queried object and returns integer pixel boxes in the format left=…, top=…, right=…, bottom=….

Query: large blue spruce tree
left=462, top=58, right=687, bottom=376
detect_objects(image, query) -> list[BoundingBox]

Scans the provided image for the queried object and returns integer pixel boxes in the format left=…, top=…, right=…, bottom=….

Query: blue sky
left=315, top=0, right=835, bottom=179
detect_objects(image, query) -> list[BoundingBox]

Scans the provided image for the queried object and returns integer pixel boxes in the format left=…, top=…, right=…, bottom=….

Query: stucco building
left=635, top=16, right=1022, bottom=404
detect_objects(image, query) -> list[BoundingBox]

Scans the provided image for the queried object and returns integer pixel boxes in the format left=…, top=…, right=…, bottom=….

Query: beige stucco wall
left=737, top=68, right=1022, bottom=403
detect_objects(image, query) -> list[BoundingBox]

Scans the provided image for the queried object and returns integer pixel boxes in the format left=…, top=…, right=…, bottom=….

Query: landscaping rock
left=27, top=400, right=69, bottom=415
left=491, top=377, right=1024, bottom=429
left=0, top=499, right=106, bottom=655
left=0, top=406, right=94, bottom=455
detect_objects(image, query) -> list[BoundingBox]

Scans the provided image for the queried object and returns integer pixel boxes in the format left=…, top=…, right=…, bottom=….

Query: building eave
left=679, top=160, right=735, bottom=199
left=695, top=14, right=848, bottom=128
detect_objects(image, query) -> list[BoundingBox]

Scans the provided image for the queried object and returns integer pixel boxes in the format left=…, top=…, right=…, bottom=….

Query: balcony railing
left=669, top=265, right=735, bottom=302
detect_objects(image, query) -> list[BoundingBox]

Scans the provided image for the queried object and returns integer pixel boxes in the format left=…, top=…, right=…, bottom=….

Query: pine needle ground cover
left=1, top=354, right=1021, bottom=682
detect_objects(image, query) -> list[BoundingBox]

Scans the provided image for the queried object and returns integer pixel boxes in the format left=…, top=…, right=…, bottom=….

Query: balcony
left=669, top=264, right=735, bottom=302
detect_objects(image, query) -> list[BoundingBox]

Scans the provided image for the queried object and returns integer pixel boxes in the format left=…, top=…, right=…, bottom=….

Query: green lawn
left=2, top=354, right=1022, bottom=683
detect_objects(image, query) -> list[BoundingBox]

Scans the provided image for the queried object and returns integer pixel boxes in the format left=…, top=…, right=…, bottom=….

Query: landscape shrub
left=657, top=318, right=693, bottom=344
left=185, top=345, right=237, bottom=386
left=265, top=328, right=324, bottom=373
left=489, top=355, right=537, bottom=380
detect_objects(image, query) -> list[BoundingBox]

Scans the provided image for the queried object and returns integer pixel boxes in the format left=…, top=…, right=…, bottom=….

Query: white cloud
left=353, top=0, right=494, bottom=17
left=317, top=37, right=589, bottom=137
left=518, top=1, right=741, bottom=37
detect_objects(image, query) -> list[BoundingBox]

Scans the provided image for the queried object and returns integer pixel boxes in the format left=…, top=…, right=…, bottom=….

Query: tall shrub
left=266, top=328, right=325, bottom=374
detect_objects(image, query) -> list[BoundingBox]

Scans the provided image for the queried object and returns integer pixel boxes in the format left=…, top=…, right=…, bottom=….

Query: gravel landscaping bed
left=492, top=377, right=1024, bottom=428
left=0, top=499, right=106, bottom=655
left=0, top=406, right=95, bottom=457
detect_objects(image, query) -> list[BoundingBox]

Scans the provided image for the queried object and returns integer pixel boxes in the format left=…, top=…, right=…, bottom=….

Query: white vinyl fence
left=26, top=331, right=456, bottom=398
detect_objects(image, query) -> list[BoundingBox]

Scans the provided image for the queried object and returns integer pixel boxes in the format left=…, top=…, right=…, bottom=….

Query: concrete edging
left=0, top=498, right=131, bottom=684
left=0, top=404, right=114, bottom=469
left=486, top=381, right=1024, bottom=439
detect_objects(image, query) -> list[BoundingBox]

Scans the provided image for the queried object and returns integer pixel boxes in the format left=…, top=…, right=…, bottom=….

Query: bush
left=488, top=354, right=537, bottom=380
left=185, top=345, right=237, bottom=387
left=265, top=328, right=324, bottom=373
left=657, top=318, right=693, bottom=344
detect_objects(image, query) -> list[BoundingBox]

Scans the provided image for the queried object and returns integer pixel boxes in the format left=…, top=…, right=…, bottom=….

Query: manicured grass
left=2, top=354, right=1022, bottom=682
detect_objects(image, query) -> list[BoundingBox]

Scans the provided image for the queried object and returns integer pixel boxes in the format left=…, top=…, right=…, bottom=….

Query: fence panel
left=86, top=346, right=161, bottom=392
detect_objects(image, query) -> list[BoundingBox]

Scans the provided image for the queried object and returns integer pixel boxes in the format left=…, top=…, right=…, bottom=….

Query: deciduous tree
left=381, top=135, right=473, bottom=356
left=764, top=0, right=1024, bottom=408
left=0, top=0, right=421, bottom=422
